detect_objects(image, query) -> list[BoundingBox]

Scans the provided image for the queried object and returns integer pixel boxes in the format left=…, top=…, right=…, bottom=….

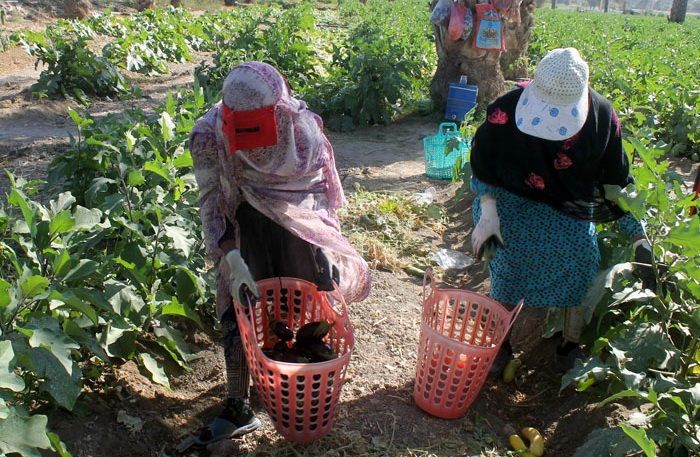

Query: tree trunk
left=551, top=0, right=556, bottom=9
left=136, top=0, right=156, bottom=11
left=501, top=0, right=536, bottom=81
left=603, top=0, right=609, bottom=11
left=430, top=0, right=535, bottom=108
left=63, top=0, right=90, bottom=19
left=669, top=0, right=687, bottom=22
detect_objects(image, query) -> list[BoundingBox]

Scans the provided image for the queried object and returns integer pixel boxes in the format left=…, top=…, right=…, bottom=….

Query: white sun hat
left=515, top=48, right=590, bottom=141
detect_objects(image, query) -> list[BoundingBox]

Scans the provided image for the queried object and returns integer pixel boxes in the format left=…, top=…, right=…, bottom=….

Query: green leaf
left=611, top=322, right=680, bottom=372
left=159, top=112, right=176, bottom=143
left=20, top=275, right=49, bottom=299
left=50, top=291, right=98, bottom=325
left=97, top=320, right=136, bottom=359
left=49, top=192, right=76, bottom=215
left=0, top=279, right=12, bottom=312
left=47, top=432, right=73, bottom=457
left=25, top=347, right=82, bottom=411
left=139, top=353, right=170, bottom=389
left=153, top=322, right=198, bottom=366
left=105, top=280, right=146, bottom=316
left=0, top=409, right=51, bottom=457
left=28, top=327, right=79, bottom=375
left=667, top=217, right=700, bottom=256
left=49, top=211, right=75, bottom=236
left=173, top=150, right=193, bottom=168
left=561, top=357, right=610, bottom=392
left=144, top=161, right=172, bottom=182
left=127, top=170, right=145, bottom=187
left=73, top=206, right=103, bottom=231
left=160, top=297, right=202, bottom=328
left=0, top=341, right=25, bottom=392
left=125, top=131, right=136, bottom=153
left=8, top=189, right=35, bottom=235
left=597, top=389, right=641, bottom=409
left=62, top=259, right=99, bottom=283
left=163, top=225, right=193, bottom=258
left=619, top=424, right=656, bottom=457
left=53, top=250, right=72, bottom=277
left=572, top=427, right=638, bottom=457
left=174, top=267, right=201, bottom=306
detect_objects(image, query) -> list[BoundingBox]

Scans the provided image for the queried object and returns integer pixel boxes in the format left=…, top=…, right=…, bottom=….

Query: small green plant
left=20, top=30, right=128, bottom=100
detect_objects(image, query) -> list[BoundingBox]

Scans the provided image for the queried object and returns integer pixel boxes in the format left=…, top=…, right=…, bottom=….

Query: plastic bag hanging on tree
left=448, top=2, right=468, bottom=41
left=462, top=7, right=474, bottom=40
left=474, top=3, right=505, bottom=51
left=430, top=0, right=452, bottom=25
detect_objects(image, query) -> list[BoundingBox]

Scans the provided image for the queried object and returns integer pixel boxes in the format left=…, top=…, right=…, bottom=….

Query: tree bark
left=603, top=0, right=609, bottom=11
left=430, top=0, right=535, bottom=108
left=136, top=0, right=156, bottom=11
left=669, top=0, right=688, bottom=22
left=501, top=0, right=536, bottom=80
left=551, top=0, right=556, bottom=9
left=63, top=0, right=90, bottom=19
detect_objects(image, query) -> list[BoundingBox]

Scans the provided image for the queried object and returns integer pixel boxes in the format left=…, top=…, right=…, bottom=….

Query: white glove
left=471, top=195, right=504, bottom=258
left=223, top=249, right=259, bottom=306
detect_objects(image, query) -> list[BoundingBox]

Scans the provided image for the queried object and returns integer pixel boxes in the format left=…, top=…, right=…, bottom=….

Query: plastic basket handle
left=422, top=268, right=437, bottom=302
left=504, top=299, right=525, bottom=334
left=438, top=122, right=458, bottom=135
left=327, top=280, right=350, bottom=319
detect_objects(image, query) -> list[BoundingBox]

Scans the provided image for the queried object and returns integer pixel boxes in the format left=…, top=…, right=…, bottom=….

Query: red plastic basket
left=234, top=277, right=354, bottom=443
left=413, top=270, right=522, bottom=419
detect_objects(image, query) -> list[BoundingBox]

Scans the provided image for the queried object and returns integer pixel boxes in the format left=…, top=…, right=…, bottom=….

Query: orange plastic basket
left=413, top=270, right=522, bottom=419
left=234, top=277, right=354, bottom=443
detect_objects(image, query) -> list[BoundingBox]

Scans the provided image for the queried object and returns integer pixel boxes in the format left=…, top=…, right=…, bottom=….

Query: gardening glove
left=633, top=239, right=656, bottom=292
left=472, top=195, right=504, bottom=259
left=223, top=249, right=259, bottom=307
left=314, top=247, right=340, bottom=292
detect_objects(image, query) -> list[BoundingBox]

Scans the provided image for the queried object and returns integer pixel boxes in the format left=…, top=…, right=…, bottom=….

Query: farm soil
left=1, top=16, right=697, bottom=457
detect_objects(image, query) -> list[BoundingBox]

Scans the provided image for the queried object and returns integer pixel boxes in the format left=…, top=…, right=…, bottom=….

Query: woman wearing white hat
left=469, top=48, right=654, bottom=370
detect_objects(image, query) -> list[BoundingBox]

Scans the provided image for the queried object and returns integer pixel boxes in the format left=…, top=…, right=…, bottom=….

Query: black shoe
left=554, top=342, right=586, bottom=373
left=175, top=398, right=261, bottom=452
left=490, top=339, right=513, bottom=374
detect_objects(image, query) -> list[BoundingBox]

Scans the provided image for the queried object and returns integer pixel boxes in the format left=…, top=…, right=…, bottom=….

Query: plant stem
left=679, top=337, right=698, bottom=379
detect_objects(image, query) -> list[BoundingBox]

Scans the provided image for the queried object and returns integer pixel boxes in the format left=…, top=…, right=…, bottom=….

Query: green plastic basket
left=423, top=122, right=470, bottom=180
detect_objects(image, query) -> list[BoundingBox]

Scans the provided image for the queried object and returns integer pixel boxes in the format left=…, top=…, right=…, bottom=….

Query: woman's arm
left=190, top=129, right=227, bottom=258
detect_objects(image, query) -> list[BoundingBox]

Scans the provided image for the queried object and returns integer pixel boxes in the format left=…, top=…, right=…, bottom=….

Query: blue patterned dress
left=472, top=177, right=643, bottom=308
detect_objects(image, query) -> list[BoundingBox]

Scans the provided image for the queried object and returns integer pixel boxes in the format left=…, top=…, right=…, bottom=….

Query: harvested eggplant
left=295, top=320, right=333, bottom=345
left=269, top=320, right=294, bottom=342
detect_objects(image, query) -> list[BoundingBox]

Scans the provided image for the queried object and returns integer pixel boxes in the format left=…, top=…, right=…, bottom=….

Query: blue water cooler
left=445, top=76, right=478, bottom=122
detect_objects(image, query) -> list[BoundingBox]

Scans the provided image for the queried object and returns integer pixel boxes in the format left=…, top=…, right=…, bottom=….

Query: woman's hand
left=472, top=195, right=504, bottom=258
left=223, top=249, right=260, bottom=306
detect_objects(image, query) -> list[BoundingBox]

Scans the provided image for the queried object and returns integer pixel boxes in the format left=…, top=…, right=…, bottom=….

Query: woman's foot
left=554, top=341, right=586, bottom=372
left=175, top=398, right=261, bottom=452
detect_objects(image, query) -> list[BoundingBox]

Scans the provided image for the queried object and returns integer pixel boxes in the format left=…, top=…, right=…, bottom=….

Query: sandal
left=175, top=399, right=261, bottom=453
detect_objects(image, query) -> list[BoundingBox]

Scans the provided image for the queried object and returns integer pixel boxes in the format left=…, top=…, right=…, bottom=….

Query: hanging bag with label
left=473, top=3, right=505, bottom=51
